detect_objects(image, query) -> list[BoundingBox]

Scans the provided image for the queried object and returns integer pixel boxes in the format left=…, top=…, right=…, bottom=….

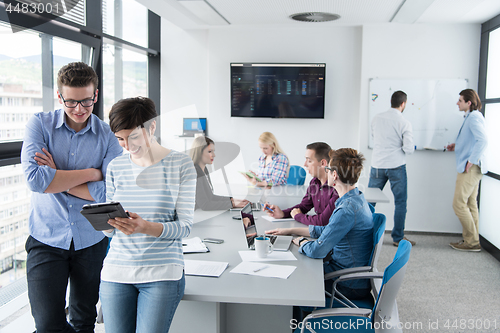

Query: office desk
left=170, top=210, right=325, bottom=333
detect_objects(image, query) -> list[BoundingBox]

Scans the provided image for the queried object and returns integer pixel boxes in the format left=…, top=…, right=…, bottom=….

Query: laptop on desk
left=240, top=203, right=292, bottom=251
left=180, top=118, right=207, bottom=137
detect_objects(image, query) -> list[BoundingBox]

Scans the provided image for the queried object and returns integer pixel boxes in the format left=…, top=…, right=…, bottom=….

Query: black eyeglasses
left=324, top=166, right=334, bottom=173
left=60, top=93, right=95, bottom=108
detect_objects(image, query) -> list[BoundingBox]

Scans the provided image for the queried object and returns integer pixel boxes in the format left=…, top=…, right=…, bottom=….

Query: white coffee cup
left=255, top=236, right=273, bottom=258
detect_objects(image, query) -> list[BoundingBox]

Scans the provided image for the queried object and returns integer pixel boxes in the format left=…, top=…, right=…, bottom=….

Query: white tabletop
left=184, top=210, right=325, bottom=307
left=214, top=183, right=390, bottom=206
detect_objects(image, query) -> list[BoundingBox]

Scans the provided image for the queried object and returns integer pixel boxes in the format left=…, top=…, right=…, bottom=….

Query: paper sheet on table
left=184, top=260, right=228, bottom=277
left=230, top=262, right=296, bottom=279
left=238, top=250, right=297, bottom=262
left=261, top=215, right=295, bottom=222
left=182, top=237, right=209, bottom=253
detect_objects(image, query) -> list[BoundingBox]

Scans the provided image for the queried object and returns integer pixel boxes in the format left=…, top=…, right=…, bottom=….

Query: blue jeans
left=99, top=274, right=185, bottom=333
left=368, top=165, right=408, bottom=242
left=26, top=236, right=108, bottom=333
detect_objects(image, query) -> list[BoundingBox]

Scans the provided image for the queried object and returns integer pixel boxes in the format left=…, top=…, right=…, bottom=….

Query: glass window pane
left=0, top=24, right=42, bottom=143
left=0, top=164, right=31, bottom=290
left=103, top=44, right=148, bottom=122
left=103, top=0, right=148, bottom=48
left=486, top=28, right=500, bottom=99
left=52, top=37, right=86, bottom=109
left=484, top=103, right=500, bottom=174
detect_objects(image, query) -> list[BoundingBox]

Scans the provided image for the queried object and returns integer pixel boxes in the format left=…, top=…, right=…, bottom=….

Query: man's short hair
left=109, top=97, right=157, bottom=133
left=391, top=91, right=407, bottom=109
left=306, top=142, right=331, bottom=162
left=57, top=62, right=98, bottom=93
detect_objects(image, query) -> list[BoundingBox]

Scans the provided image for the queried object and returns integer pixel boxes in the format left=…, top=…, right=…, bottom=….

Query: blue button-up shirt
left=455, top=111, right=488, bottom=174
left=300, top=187, right=373, bottom=290
left=21, top=109, right=123, bottom=250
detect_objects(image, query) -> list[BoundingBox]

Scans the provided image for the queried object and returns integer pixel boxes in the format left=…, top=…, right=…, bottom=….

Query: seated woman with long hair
left=190, top=136, right=248, bottom=210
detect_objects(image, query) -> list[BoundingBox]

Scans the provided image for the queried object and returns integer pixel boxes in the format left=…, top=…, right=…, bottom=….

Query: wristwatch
left=298, top=237, right=308, bottom=246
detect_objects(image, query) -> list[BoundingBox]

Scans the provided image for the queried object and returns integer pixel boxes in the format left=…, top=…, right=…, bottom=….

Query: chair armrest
left=306, top=307, right=372, bottom=319
left=301, top=308, right=372, bottom=332
left=324, top=266, right=371, bottom=280
left=331, top=272, right=384, bottom=308
left=335, top=271, right=384, bottom=284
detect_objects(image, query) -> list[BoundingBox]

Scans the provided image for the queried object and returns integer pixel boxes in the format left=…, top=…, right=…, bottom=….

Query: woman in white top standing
left=99, top=97, right=196, bottom=333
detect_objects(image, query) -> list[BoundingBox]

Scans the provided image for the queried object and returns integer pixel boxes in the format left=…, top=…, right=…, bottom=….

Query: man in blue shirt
left=446, top=89, right=487, bottom=252
left=21, top=62, right=123, bottom=332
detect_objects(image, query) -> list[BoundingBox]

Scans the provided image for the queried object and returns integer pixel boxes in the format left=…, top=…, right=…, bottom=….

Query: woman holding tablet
left=99, top=97, right=196, bottom=333
left=189, top=135, right=248, bottom=210
left=243, top=131, right=289, bottom=187
left=266, top=148, right=374, bottom=300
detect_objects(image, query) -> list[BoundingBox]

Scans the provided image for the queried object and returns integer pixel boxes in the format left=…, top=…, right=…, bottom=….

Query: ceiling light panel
left=416, top=0, right=500, bottom=24
left=206, top=0, right=405, bottom=25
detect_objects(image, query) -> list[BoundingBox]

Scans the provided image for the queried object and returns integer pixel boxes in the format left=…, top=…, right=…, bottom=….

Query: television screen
left=231, top=63, right=326, bottom=119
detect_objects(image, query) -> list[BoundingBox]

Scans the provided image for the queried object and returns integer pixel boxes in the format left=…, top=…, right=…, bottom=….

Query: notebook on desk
left=240, top=203, right=292, bottom=251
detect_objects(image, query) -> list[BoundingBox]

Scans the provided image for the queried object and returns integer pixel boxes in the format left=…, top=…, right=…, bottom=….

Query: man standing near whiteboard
left=446, top=89, right=487, bottom=252
left=368, top=90, right=416, bottom=246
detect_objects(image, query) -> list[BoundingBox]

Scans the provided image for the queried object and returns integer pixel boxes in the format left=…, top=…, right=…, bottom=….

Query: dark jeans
left=368, top=165, right=408, bottom=242
left=26, top=236, right=108, bottom=333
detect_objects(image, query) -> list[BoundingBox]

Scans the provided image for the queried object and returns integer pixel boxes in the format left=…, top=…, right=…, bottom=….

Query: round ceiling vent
left=290, top=12, right=341, bottom=23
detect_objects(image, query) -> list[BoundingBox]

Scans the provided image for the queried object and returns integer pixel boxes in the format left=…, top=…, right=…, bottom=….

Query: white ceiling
left=147, top=0, right=500, bottom=29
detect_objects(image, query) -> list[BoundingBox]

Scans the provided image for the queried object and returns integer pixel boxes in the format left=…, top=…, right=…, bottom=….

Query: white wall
left=207, top=26, right=362, bottom=182
left=161, top=19, right=209, bottom=152
left=161, top=21, right=482, bottom=233
left=359, top=23, right=481, bottom=234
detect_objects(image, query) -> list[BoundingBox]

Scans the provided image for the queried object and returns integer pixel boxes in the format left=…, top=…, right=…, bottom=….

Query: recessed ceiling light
left=290, top=12, right=341, bottom=23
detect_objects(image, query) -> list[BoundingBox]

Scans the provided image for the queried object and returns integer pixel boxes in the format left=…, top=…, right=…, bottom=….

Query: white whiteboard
left=369, top=79, right=468, bottom=150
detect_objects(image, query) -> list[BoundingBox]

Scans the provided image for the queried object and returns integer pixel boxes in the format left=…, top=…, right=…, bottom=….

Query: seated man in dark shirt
left=263, top=142, right=338, bottom=226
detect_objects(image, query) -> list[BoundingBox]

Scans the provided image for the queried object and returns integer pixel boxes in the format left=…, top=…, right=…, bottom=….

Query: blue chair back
left=287, top=165, right=306, bottom=185
left=371, top=240, right=412, bottom=331
left=369, top=213, right=386, bottom=272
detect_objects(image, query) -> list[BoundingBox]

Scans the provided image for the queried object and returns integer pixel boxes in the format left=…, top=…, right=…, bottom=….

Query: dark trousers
left=26, top=236, right=108, bottom=333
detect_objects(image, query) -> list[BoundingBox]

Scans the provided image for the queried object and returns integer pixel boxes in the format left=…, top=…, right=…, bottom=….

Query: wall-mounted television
left=230, top=63, right=326, bottom=119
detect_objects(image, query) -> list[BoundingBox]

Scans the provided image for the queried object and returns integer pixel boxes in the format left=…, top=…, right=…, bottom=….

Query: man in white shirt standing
left=369, top=90, right=416, bottom=246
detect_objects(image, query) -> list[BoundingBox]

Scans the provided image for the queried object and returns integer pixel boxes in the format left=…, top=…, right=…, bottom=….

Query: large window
left=0, top=23, right=42, bottom=143
left=479, top=14, right=500, bottom=254
left=102, top=44, right=148, bottom=121
left=0, top=0, right=160, bottom=305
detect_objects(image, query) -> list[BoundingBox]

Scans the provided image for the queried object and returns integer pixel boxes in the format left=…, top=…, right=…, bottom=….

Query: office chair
left=287, top=165, right=307, bottom=185
left=325, top=212, right=386, bottom=308
left=298, top=212, right=386, bottom=316
left=297, top=240, right=412, bottom=333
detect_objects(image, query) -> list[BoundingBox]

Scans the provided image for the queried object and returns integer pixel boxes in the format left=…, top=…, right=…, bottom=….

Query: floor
left=2, top=233, right=499, bottom=332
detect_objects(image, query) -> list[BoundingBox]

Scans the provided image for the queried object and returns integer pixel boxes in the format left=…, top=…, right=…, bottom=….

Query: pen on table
left=253, top=265, right=268, bottom=272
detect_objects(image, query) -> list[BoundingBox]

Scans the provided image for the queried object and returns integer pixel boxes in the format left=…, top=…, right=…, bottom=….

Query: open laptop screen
left=241, top=203, right=257, bottom=247
left=183, top=118, right=206, bottom=136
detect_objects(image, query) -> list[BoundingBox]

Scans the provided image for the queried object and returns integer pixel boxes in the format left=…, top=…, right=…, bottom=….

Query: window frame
left=479, top=13, right=500, bottom=181
left=0, top=0, right=161, bottom=167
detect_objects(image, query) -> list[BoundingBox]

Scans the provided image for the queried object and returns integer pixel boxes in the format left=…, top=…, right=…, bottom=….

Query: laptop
left=240, top=203, right=292, bottom=251
left=181, top=118, right=207, bottom=137
left=230, top=201, right=261, bottom=211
